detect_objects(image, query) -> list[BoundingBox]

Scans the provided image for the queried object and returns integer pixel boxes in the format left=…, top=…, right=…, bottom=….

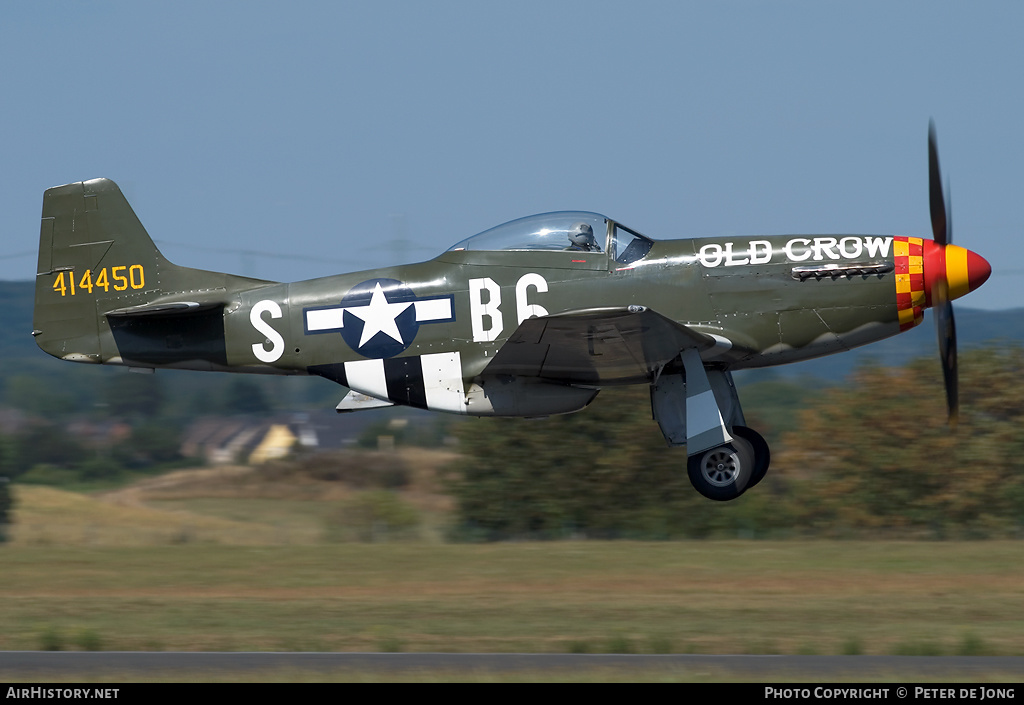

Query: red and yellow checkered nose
left=893, top=237, right=991, bottom=331
left=922, top=239, right=991, bottom=306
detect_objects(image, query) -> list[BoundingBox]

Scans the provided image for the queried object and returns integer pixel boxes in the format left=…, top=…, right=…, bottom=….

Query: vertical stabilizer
left=32, top=178, right=274, bottom=366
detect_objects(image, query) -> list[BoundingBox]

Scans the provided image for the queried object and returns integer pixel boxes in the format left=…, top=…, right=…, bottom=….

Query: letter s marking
left=251, top=300, right=285, bottom=363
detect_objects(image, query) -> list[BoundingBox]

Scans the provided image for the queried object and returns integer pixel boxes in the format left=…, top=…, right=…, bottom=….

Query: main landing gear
left=649, top=354, right=770, bottom=501
left=686, top=426, right=770, bottom=502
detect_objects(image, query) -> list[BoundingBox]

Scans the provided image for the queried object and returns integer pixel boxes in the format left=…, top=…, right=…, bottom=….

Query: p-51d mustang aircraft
left=31, top=125, right=990, bottom=500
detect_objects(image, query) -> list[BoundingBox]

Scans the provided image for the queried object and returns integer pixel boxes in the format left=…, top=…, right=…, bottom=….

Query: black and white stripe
left=309, top=351, right=467, bottom=413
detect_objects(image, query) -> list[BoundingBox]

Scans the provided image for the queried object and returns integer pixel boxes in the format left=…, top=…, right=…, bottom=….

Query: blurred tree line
left=0, top=477, right=10, bottom=543
left=4, top=339, right=1023, bottom=542
left=0, top=364, right=343, bottom=487
left=450, top=347, right=1024, bottom=540
left=0, top=363, right=339, bottom=420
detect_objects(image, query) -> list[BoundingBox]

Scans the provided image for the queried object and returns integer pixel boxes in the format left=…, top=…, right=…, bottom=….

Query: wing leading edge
left=479, top=306, right=717, bottom=386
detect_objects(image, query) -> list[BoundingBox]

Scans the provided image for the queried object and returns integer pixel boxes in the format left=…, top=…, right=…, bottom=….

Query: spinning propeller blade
left=925, top=121, right=989, bottom=427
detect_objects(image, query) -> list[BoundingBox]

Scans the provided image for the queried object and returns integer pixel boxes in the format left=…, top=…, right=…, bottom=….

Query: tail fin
left=33, top=178, right=273, bottom=366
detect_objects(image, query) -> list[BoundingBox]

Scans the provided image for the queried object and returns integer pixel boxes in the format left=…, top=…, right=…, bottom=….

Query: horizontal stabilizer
left=336, top=390, right=396, bottom=413
left=105, top=301, right=220, bottom=317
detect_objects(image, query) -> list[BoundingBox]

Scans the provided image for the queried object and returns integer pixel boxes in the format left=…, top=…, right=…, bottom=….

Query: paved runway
left=2, top=652, right=1023, bottom=678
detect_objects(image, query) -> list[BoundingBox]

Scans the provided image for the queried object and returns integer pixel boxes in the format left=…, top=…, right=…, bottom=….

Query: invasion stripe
left=383, top=356, right=427, bottom=409
left=421, top=352, right=468, bottom=414
left=344, top=359, right=389, bottom=400
left=309, top=352, right=467, bottom=413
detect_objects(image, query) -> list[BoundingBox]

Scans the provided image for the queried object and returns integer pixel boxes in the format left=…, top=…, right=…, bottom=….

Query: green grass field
left=4, top=468, right=1024, bottom=684
left=2, top=541, right=1022, bottom=658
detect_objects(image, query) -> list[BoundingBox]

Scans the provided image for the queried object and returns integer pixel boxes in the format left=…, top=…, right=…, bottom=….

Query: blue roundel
left=339, top=278, right=421, bottom=358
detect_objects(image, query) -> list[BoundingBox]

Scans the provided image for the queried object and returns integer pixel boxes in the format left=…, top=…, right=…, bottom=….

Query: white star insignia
left=346, top=282, right=413, bottom=348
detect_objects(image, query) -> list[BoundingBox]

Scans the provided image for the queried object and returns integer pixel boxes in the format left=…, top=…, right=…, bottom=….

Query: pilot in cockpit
left=566, top=222, right=599, bottom=252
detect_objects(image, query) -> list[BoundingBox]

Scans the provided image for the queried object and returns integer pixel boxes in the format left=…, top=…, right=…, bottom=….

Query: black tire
left=686, top=438, right=754, bottom=501
left=732, top=425, right=771, bottom=490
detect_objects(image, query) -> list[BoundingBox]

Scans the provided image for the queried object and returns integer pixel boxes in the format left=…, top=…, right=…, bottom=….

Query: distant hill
left=738, top=306, right=1024, bottom=384
left=3, top=279, right=1020, bottom=385
left=0, top=280, right=341, bottom=414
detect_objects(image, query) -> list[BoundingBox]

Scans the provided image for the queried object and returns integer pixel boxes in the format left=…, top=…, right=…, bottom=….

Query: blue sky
left=2, top=1, right=1020, bottom=310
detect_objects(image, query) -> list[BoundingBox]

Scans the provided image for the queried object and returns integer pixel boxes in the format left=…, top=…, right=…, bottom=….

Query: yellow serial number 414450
left=52, top=265, right=145, bottom=297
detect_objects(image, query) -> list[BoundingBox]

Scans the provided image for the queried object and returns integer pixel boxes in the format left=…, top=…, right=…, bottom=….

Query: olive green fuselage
left=33, top=179, right=911, bottom=418
left=221, top=233, right=903, bottom=385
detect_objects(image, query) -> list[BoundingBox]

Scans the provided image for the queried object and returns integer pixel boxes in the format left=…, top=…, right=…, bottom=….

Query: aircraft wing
left=479, top=306, right=717, bottom=386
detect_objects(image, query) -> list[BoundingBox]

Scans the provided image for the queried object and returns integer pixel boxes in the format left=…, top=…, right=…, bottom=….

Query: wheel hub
left=701, top=448, right=740, bottom=487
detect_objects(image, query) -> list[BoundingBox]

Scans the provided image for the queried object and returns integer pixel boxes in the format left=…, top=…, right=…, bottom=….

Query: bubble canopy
left=447, top=212, right=609, bottom=253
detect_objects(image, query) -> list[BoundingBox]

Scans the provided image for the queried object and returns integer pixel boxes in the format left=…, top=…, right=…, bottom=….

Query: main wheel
left=732, top=425, right=771, bottom=490
left=686, top=437, right=754, bottom=501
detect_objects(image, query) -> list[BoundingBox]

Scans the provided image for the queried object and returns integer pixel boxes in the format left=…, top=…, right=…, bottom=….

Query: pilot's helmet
left=569, top=222, right=596, bottom=249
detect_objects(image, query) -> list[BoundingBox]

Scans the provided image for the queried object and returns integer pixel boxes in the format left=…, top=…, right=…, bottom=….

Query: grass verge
left=0, top=542, right=1022, bottom=656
